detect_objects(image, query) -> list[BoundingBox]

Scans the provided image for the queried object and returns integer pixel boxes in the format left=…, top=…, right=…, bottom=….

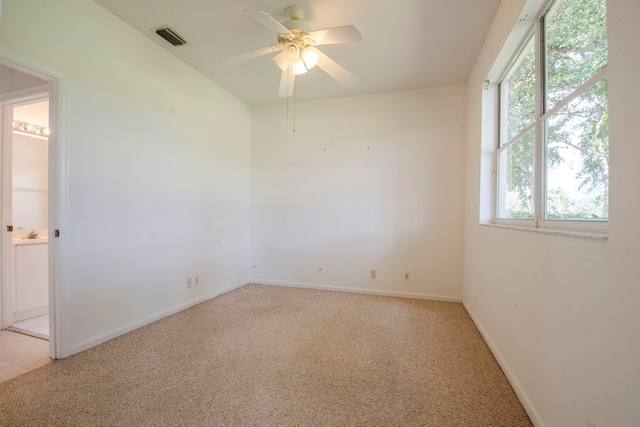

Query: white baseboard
left=66, top=280, right=460, bottom=357
left=251, top=279, right=462, bottom=303
left=462, top=298, right=547, bottom=427
left=13, top=305, right=48, bottom=322
left=67, top=283, right=240, bottom=357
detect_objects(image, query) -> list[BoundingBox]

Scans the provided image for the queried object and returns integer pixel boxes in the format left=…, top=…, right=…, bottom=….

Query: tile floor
left=0, top=318, right=52, bottom=384
left=10, top=314, right=50, bottom=339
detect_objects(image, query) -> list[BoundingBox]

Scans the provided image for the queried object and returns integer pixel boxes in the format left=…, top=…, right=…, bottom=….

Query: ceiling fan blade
left=308, top=25, right=363, bottom=46
left=244, top=9, right=292, bottom=35
left=278, top=63, right=295, bottom=98
left=310, top=47, right=358, bottom=88
left=221, top=43, right=283, bottom=66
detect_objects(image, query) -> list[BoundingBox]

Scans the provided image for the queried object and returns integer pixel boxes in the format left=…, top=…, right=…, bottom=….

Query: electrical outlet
left=195, top=276, right=199, bottom=286
left=318, top=266, right=324, bottom=274
left=186, top=277, right=192, bottom=288
left=370, top=269, right=376, bottom=279
left=404, top=272, right=410, bottom=281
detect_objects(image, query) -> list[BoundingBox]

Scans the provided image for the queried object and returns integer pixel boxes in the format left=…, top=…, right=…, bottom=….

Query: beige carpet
left=0, top=285, right=532, bottom=426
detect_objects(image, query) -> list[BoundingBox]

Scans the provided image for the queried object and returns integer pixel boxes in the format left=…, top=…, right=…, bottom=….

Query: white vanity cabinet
left=13, top=241, right=48, bottom=319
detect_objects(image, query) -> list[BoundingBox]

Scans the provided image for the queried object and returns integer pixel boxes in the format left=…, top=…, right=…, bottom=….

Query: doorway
left=0, top=56, right=59, bottom=358
left=5, top=97, right=50, bottom=339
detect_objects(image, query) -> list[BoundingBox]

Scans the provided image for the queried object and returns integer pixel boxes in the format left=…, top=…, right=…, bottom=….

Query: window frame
left=493, top=0, right=609, bottom=234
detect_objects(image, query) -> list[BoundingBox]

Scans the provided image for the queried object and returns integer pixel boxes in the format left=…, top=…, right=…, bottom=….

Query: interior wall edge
left=462, top=298, right=547, bottom=427
left=252, top=280, right=463, bottom=303
left=2, top=0, right=253, bottom=358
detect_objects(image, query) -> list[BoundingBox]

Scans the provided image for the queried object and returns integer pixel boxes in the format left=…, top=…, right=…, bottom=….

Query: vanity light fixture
left=12, top=121, right=50, bottom=138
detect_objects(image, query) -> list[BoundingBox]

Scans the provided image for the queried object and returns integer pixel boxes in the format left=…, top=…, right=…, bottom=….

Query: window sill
left=480, top=223, right=608, bottom=240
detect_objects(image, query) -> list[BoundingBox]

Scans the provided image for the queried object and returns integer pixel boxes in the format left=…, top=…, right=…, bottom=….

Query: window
left=496, top=0, right=608, bottom=231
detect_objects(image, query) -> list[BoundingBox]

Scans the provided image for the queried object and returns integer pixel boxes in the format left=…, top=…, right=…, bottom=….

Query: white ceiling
left=93, top=0, right=501, bottom=107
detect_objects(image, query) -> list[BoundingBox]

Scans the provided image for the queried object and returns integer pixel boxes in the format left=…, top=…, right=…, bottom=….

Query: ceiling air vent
left=155, top=26, right=188, bottom=46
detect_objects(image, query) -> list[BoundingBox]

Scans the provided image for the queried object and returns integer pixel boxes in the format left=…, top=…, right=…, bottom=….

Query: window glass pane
left=545, top=76, right=608, bottom=219
left=502, top=38, right=536, bottom=142
left=546, top=0, right=608, bottom=110
left=497, top=129, right=535, bottom=219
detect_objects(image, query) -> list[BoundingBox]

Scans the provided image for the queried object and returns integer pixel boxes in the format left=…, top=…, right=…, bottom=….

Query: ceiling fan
left=223, top=5, right=363, bottom=98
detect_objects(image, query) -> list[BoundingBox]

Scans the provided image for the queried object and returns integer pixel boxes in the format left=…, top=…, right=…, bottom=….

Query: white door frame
left=0, top=48, right=66, bottom=359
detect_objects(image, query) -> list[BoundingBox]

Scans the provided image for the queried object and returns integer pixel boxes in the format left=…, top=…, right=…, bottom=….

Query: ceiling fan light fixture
left=275, top=58, right=309, bottom=75
left=273, top=44, right=318, bottom=75
left=273, top=56, right=306, bottom=75
left=291, top=61, right=308, bottom=75
left=300, top=48, right=319, bottom=70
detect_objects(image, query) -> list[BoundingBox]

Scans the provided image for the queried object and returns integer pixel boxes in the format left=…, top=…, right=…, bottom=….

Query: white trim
left=494, top=217, right=536, bottom=228
left=538, top=218, right=608, bottom=233
left=68, top=280, right=461, bottom=357
left=534, top=15, right=544, bottom=229
left=481, top=223, right=607, bottom=240
left=12, top=187, right=47, bottom=193
left=13, top=304, right=47, bottom=322
left=49, top=69, right=67, bottom=360
left=540, top=66, right=609, bottom=122
left=0, top=84, right=49, bottom=104
left=68, top=283, right=240, bottom=357
left=251, top=279, right=462, bottom=303
left=0, top=105, right=14, bottom=330
left=499, top=122, right=536, bottom=152
left=494, top=217, right=608, bottom=235
left=462, top=298, right=548, bottom=427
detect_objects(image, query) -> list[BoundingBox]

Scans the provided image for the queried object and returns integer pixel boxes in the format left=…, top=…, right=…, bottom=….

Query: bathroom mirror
left=12, top=100, right=49, bottom=231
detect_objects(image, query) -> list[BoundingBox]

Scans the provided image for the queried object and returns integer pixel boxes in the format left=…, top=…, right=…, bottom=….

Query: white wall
left=464, top=0, right=640, bottom=426
left=0, top=0, right=252, bottom=357
left=251, top=86, right=466, bottom=301
left=5, top=1, right=636, bottom=423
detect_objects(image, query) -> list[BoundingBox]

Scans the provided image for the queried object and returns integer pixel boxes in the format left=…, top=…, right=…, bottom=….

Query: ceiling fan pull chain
left=293, top=74, right=296, bottom=133
left=286, top=69, right=290, bottom=119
